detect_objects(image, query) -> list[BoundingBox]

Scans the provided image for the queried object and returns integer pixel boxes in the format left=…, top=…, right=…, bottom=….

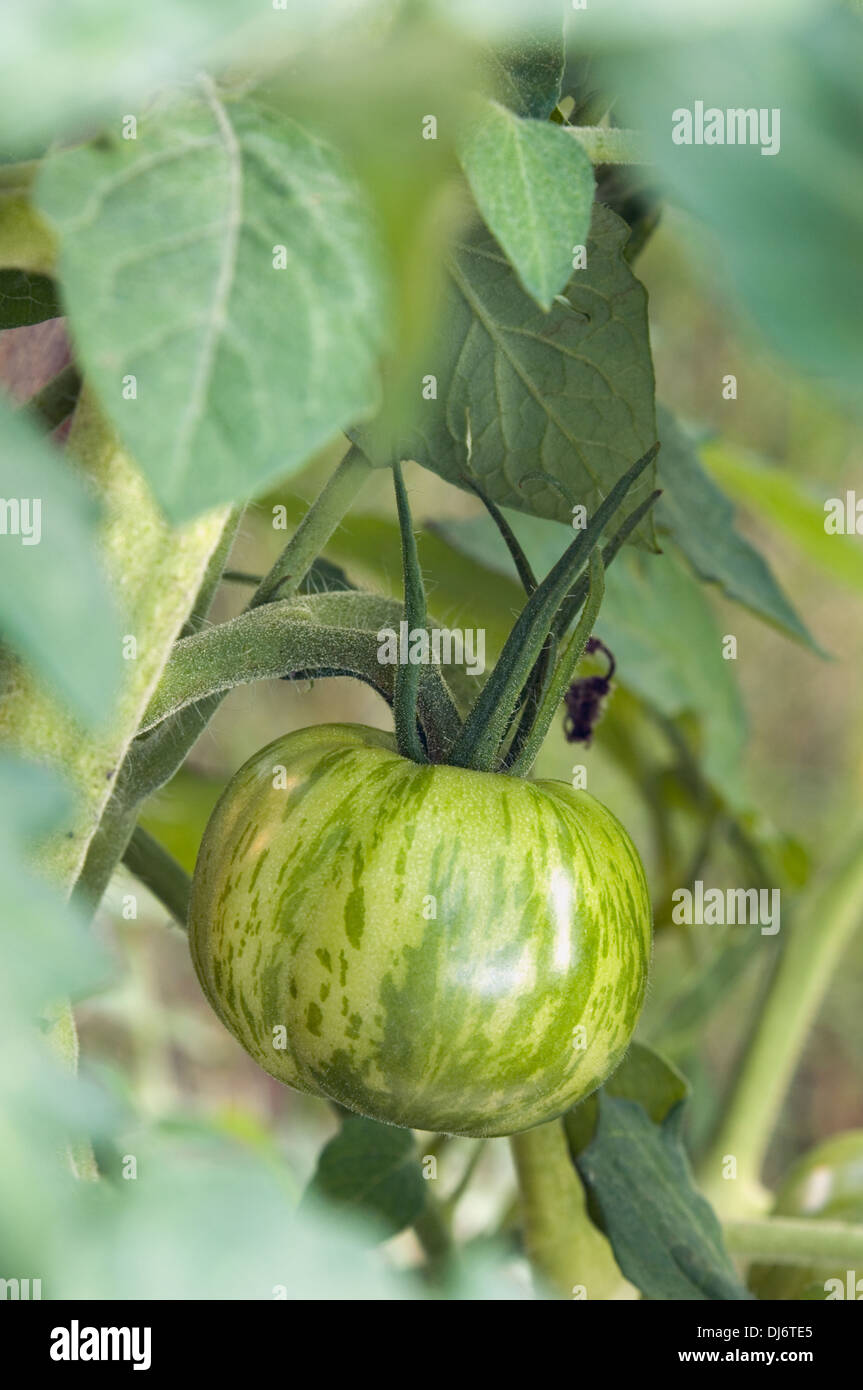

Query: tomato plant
left=1, top=0, right=863, bottom=1323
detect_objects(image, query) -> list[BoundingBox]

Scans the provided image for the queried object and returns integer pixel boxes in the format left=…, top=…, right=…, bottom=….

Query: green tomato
left=189, top=723, right=652, bottom=1137
left=750, top=1131, right=863, bottom=1300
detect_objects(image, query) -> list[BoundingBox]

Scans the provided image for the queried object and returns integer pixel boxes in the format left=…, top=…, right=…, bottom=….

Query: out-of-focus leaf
left=441, top=0, right=815, bottom=41
left=0, top=0, right=350, bottom=156
left=304, top=1114, right=426, bottom=1239
left=701, top=440, right=863, bottom=595
left=656, top=406, right=818, bottom=651
left=0, top=179, right=56, bottom=274
left=486, top=33, right=565, bottom=119
left=0, top=396, right=123, bottom=725
left=605, top=9, right=863, bottom=410
left=37, top=94, right=387, bottom=522
left=361, top=202, right=656, bottom=540
left=597, top=548, right=747, bottom=806
left=459, top=100, right=595, bottom=309
left=0, top=269, right=61, bottom=327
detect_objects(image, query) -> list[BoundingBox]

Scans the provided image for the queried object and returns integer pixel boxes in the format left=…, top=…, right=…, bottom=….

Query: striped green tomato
left=189, top=723, right=652, bottom=1137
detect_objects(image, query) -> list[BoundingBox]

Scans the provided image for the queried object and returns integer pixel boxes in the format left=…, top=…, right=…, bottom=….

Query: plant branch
left=137, top=592, right=462, bottom=763
left=251, top=443, right=374, bottom=607
left=724, top=1217, right=863, bottom=1267
left=510, top=1120, right=635, bottom=1299
left=77, top=444, right=378, bottom=906
left=122, top=826, right=191, bottom=929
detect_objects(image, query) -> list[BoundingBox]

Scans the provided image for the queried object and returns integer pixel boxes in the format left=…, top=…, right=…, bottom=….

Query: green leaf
left=304, top=1114, right=426, bottom=1238
left=0, top=269, right=61, bottom=327
left=36, top=90, right=387, bottom=522
left=565, top=1041, right=689, bottom=1154
left=388, top=201, right=657, bottom=539
left=570, top=1093, right=751, bottom=1300
left=598, top=547, right=747, bottom=807
left=656, top=406, right=819, bottom=651
left=0, top=396, right=123, bottom=725
left=564, top=1046, right=750, bottom=1302
left=701, top=440, right=863, bottom=596
left=487, top=34, right=565, bottom=119
left=459, top=100, right=595, bottom=310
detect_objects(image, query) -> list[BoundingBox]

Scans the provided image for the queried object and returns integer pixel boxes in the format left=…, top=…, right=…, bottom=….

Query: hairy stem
left=251, top=443, right=373, bottom=607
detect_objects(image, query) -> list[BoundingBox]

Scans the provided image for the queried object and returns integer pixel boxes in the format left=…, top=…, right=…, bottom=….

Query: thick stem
left=413, top=1198, right=454, bottom=1283
left=699, top=828, right=863, bottom=1217
left=725, top=1218, right=863, bottom=1267
left=76, top=445, right=376, bottom=913
left=251, top=443, right=374, bottom=607
left=510, top=1120, right=637, bottom=1300
left=122, top=826, right=192, bottom=929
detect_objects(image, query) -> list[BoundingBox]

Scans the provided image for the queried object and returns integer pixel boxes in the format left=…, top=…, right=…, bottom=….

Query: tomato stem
left=724, top=1217, right=863, bottom=1267
left=510, top=1120, right=635, bottom=1299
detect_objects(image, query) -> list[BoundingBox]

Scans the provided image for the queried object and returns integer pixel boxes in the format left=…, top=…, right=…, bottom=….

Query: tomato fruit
left=749, top=1131, right=863, bottom=1299
left=189, top=723, right=652, bottom=1137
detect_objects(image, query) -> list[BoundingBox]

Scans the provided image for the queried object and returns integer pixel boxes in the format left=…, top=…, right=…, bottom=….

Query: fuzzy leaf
left=37, top=91, right=387, bottom=521
left=459, top=100, right=595, bottom=309
left=387, top=202, right=657, bottom=541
